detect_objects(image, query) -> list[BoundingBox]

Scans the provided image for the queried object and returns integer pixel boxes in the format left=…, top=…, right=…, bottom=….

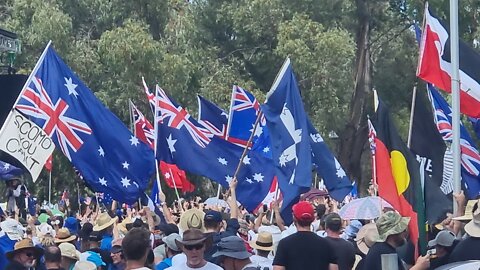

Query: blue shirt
left=100, top=234, right=113, bottom=251
left=156, top=258, right=173, bottom=270
left=0, top=234, right=17, bottom=270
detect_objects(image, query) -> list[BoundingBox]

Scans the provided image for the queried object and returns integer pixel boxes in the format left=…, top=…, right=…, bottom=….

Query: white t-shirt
left=166, top=261, right=222, bottom=270
left=249, top=254, right=273, bottom=269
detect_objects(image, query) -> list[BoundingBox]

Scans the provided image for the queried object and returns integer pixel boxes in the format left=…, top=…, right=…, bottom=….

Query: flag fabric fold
left=15, top=45, right=155, bottom=203
left=155, top=87, right=275, bottom=212
left=197, top=95, right=229, bottom=139
left=0, top=160, right=23, bottom=180
left=129, top=99, right=194, bottom=193
left=417, top=3, right=480, bottom=117
left=410, top=87, right=452, bottom=224
left=427, top=85, right=480, bottom=198
left=373, top=95, right=426, bottom=253
left=261, top=58, right=312, bottom=221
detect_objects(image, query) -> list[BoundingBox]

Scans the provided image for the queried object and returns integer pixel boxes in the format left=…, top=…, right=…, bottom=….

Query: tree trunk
left=338, top=0, right=372, bottom=191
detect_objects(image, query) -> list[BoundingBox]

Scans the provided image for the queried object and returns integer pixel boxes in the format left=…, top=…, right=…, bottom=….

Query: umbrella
left=204, top=197, right=229, bottom=209
left=301, top=188, right=328, bottom=201
left=339, top=196, right=392, bottom=220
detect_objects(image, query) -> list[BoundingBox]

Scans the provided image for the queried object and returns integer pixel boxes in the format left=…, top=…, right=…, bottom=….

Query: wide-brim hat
left=175, top=229, right=211, bottom=249
left=464, top=203, right=480, bottom=237
left=179, top=209, right=205, bottom=232
left=213, top=236, right=251, bottom=260
left=355, top=223, right=379, bottom=255
left=93, top=212, right=118, bottom=231
left=6, top=239, right=44, bottom=260
left=59, top=242, right=80, bottom=260
left=0, top=219, right=25, bottom=240
left=453, top=200, right=478, bottom=221
left=249, top=232, right=274, bottom=251
left=117, top=217, right=132, bottom=235
left=54, top=228, right=77, bottom=243
left=376, top=212, right=410, bottom=242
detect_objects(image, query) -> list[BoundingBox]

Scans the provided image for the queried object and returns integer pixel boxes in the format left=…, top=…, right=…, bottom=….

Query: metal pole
left=407, top=86, right=417, bottom=148
left=48, top=170, right=52, bottom=205
left=153, top=86, right=163, bottom=195
left=449, top=0, right=461, bottom=213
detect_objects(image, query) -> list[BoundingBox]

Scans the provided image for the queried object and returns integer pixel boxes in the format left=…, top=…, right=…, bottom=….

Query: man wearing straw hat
left=249, top=231, right=274, bottom=269
left=5, top=238, right=44, bottom=270
left=449, top=200, right=480, bottom=263
left=93, top=212, right=118, bottom=252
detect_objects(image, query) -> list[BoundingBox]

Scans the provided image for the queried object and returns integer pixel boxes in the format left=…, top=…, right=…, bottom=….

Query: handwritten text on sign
left=0, top=110, right=54, bottom=181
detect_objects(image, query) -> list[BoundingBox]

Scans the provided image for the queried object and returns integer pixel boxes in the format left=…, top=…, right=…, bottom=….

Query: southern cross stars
left=167, top=134, right=177, bottom=153
left=98, top=146, right=105, bottom=157
left=122, top=161, right=130, bottom=169
left=129, top=135, right=139, bottom=146
left=225, top=175, right=233, bottom=184
left=3, top=163, right=10, bottom=170
left=242, top=155, right=251, bottom=165
left=121, top=177, right=131, bottom=187
left=99, top=177, right=107, bottom=186
left=64, top=77, right=79, bottom=97
left=253, top=173, right=264, bottom=182
left=218, top=157, right=228, bottom=165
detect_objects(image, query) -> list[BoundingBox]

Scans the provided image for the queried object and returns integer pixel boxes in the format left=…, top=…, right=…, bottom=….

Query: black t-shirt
left=273, top=231, right=337, bottom=270
left=448, top=236, right=480, bottom=263
left=363, top=242, right=405, bottom=270
left=325, top=237, right=356, bottom=270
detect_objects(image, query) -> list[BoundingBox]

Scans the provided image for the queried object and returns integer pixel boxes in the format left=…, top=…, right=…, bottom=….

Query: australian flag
left=15, top=44, right=155, bottom=203
left=261, top=58, right=312, bottom=220
left=197, top=95, right=229, bottom=139
left=428, top=84, right=480, bottom=198
left=308, top=119, right=352, bottom=201
left=228, top=85, right=264, bottom=147
left=155, top=88, right=275, bottom=212
left=0, top=160, right=23, bottom=180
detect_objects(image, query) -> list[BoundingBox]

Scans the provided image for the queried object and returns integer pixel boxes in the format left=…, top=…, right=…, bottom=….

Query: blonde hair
left=40, top=235, right=55, bottom=247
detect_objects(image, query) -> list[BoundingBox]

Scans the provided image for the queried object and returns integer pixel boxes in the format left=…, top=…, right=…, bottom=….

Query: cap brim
left=428, top=239, right=437, bottom=247
left=212, top=250, right=251, bottom=260
left=249, top=241, right=274, bottom=251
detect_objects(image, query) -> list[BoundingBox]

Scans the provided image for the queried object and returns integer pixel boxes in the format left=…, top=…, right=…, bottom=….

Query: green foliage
left=2, top=0, right=479, bottom=201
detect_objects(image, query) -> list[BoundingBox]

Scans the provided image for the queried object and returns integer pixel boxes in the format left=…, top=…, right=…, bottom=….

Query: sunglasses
left=184, top=243, right=204, bottom=250
left=24, top=252, right=34, bottom=258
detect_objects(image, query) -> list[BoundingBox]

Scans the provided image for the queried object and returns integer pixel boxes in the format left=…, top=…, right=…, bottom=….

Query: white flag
left=0, top=110, right=55, bottom=181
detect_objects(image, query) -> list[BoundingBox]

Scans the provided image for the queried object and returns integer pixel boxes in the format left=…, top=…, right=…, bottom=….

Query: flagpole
left=407, top=86, right=417, bottom=148
left=153, top=85, right=163, bottom=197
left=269, top=183, right=279, bottom=224
left=168, top=167, right=182, bottom=202
left=449, top=0, right=461, bottom=213
left=0, top=41, right=52, bottom=135
left=232, top=111, right=263, bottom=179
left=48, top=169, right=52, bottom=205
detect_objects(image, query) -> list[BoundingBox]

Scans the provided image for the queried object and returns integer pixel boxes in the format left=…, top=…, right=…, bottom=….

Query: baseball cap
left=428, top=230, right=456, bottom=247
left=324, top=213, right=342, bottom=230
left=292, top=201, right=314, bottom=222
left=204, top=210, right=222, bottom=223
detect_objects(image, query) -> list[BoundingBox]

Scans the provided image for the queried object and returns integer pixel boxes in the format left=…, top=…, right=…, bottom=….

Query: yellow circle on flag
left=390, top=150, right=410, bottom=195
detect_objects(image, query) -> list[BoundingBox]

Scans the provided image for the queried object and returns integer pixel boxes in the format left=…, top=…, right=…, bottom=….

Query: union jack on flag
left=17, top=77, right=92, bottom=160
left=157, top=86, right=213, bottom=148
left=197, top=95, right=228, bottom=139
left=428, top=84, right=480, bottom=197
left=142, top=77, right=156, bottom=111
left=15, top=44, right=155, bottom=203
left=130, top=100, right=155, bottom=148
left=367, top=117, right=376, bottom=154
left=231, top=85, right=260, bottom=112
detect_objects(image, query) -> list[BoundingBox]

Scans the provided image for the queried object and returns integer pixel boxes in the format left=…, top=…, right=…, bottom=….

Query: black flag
left=410, top=88, right=452, bottom=224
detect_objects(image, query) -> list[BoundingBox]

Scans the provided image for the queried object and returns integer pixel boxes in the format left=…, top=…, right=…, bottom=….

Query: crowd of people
left=0, top=177, right=479, bottom=270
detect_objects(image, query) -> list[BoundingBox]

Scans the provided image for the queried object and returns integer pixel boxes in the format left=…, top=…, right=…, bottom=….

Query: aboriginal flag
left=373, top=93, right=426, bottom=254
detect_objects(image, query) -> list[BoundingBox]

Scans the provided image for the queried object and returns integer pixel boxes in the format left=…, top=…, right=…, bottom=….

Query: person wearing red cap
left=273, top=201, right=338, bottom=270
